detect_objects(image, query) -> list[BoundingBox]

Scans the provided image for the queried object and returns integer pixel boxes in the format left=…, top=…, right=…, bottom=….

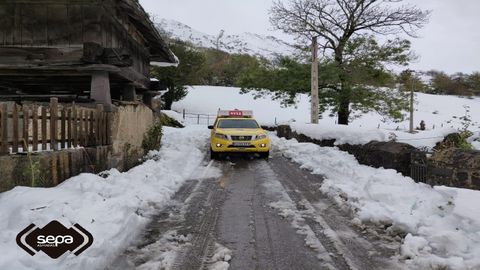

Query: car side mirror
left=208, top=125, right=214, bottom=129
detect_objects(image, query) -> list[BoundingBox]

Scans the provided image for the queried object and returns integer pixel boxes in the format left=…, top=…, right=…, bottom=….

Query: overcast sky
left=139, top=0, right=480, bottom=74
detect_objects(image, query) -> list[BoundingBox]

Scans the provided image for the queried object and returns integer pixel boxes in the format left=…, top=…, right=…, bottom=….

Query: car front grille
left=228, top=145, right=255, bottom=148
left=231, top=135, right=253, bottom=141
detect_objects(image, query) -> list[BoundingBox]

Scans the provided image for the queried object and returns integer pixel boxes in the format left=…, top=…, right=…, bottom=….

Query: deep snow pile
left=0, top=126, right=210, bottom=270
left=272, top=135, right=480, bottom=269
left=290, top=123, right=457, bottom=149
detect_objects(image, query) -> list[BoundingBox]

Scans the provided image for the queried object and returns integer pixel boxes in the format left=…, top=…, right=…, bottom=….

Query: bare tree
left=270, top=0, right=430, bottom=125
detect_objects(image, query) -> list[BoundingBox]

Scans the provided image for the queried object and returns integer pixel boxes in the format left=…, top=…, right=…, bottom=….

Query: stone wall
left=276, top=125, right=480, bottom=190
left=428, top=149, right=480, bottom=189
left=0, top=146, right=112, bottom=192
left=276, top=125, right=414, bottom=176
left=110, top=102, right=155, bottom=171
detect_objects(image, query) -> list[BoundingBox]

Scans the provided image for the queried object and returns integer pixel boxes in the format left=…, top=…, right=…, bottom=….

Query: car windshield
left=217, top=119, right=259, bottom=129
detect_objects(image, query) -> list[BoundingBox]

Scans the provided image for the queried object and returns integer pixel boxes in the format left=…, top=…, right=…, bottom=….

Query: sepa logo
left=16, top=220, right=93, bottom=259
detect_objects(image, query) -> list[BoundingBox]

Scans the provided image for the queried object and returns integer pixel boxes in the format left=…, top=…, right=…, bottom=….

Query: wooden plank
left=82, top=4, right=102, bottom=44
left=50, top=98, right=58, bottom=151
left=106, top=113, right=112, bottom=145
left=32, top=4, right=48, bottom=45
left=22, top=105, right=29, bottom=152
left=100, top=112, right=105, bottom=145
left=79, top=109, right=84, bottom=146
left=41, top=106, right=47, bottom=150
left=12, top=104, right=18, bottom=153
left=61, top=107, right=66, bottom=149
left=32, top=105, right=38, bottom=152
left=95, top=104, right=102, bottom=145
left=21, top=4, right=47, bottom=46
left=72, top=104, right=78, bottom=147
left=0, top=3, right=15, bottom=46
left=68, top=4, right=84, bottom=46
left=67, top=108, right=72, bottom=148
left=0, top=104, right=8, bottom=154
left=85, top=110, right=90, bottom=146
left=83, top=110, right=88, bottom=146
left=13, top=3, right=22, bottom=45
left=47, top=4, right=69, bottom=46
left=89, top=111, right=94, bottom=146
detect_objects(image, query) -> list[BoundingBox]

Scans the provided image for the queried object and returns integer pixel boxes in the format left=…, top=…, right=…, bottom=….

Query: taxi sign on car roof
left=217, top=110, right=253, bottom=118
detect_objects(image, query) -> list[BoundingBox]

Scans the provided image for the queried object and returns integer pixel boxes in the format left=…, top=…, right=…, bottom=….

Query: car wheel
left=259, top=151, right=269, bottom=159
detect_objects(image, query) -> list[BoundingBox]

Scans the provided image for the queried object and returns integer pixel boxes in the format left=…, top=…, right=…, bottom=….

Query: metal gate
left=410, top=150, right=430, bottom=183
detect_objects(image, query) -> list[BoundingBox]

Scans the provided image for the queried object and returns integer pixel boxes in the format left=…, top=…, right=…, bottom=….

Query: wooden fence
left=0, top=98, right=111, bottom=155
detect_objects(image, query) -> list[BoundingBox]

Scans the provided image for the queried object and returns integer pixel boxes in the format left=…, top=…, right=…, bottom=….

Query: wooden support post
left=22, top=106, right=29, bottom=152
left=12, top=104, right=18, bottom=153
left=122, top=84, right=136, bottom=101
left=41, top=107, right=47, bottom=150
left=50, top=98, right=58, bottom=151
left=90, top=71, right=112, bottom=105
left=0, top=104, right=8, bottom=155
left=32, top=105, right=38, bottom=152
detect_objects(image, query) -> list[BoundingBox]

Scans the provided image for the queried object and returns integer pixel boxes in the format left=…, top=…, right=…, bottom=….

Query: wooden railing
left=0, top=98, right=112, bottom=155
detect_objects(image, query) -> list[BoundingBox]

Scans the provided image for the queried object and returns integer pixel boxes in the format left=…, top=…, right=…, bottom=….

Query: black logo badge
left=16, top=220, right=93, bottom=259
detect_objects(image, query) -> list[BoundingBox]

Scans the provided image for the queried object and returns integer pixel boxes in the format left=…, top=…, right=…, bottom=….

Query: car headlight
left=214, top=133, right=229, bottom=140
left=256, top=134, right=267, bottom=140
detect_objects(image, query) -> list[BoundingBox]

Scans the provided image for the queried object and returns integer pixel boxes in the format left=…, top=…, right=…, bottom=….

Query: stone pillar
left=142, top=92, right=154, bottom=108
left=90, top=71, right=112, bottom=105
left=122, top=84, right=136, bottom=101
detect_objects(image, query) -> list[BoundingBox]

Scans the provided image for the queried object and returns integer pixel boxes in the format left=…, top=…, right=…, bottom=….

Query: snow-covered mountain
left=156, top=19, right=296, bottom=59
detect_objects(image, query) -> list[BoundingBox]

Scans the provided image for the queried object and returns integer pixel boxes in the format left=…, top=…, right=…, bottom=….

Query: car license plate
left=232, top=142, right=251, bottom=147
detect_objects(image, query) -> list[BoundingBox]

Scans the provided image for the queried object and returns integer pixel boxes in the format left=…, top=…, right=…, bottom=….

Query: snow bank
left=290, top=123, right=386, bottom=145
left=290, top=122, right=457, bottom=149
left=162, top=110, right=186, bottom=125
left=0, top=126, right=210, bottom=270
left=208, top=243, right=232, bottom=270
left=271, top=135, right=480, bottom=270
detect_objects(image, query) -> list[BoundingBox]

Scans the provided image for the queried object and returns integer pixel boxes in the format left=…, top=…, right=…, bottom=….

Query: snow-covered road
left=108, top=155, right=406, bottom=270
left=1, top=126, right=479, bottom=270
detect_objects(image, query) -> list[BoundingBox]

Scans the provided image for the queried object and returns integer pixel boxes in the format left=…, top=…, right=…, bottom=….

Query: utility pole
left=311, top=36, right=319, bottom=124
left=409, top=72, right=415, bottom=133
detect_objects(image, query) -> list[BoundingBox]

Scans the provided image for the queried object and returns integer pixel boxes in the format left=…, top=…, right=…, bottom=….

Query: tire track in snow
left=267, top=155, right=404, bottom=270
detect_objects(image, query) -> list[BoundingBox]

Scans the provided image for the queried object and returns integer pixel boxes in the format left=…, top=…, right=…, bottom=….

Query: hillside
left=156, top=19, right=296, bottom=59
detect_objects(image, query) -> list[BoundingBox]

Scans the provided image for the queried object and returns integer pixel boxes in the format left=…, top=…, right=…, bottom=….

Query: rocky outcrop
left=429, top=148, right=480, bottom=189
left=338, top=142, right=416, bottom=176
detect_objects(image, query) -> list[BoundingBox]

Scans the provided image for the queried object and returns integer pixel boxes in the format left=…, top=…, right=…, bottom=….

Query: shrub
left=142, top=121, right=163, bottom=154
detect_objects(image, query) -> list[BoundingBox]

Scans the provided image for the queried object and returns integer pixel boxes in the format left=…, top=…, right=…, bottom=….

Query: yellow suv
left=208, top=110, right=270, bottom=159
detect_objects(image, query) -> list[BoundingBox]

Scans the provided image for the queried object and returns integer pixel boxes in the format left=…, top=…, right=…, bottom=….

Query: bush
left=142, top=121, right=163, bottom=154
left=434, top=132, right=473, bottom=151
